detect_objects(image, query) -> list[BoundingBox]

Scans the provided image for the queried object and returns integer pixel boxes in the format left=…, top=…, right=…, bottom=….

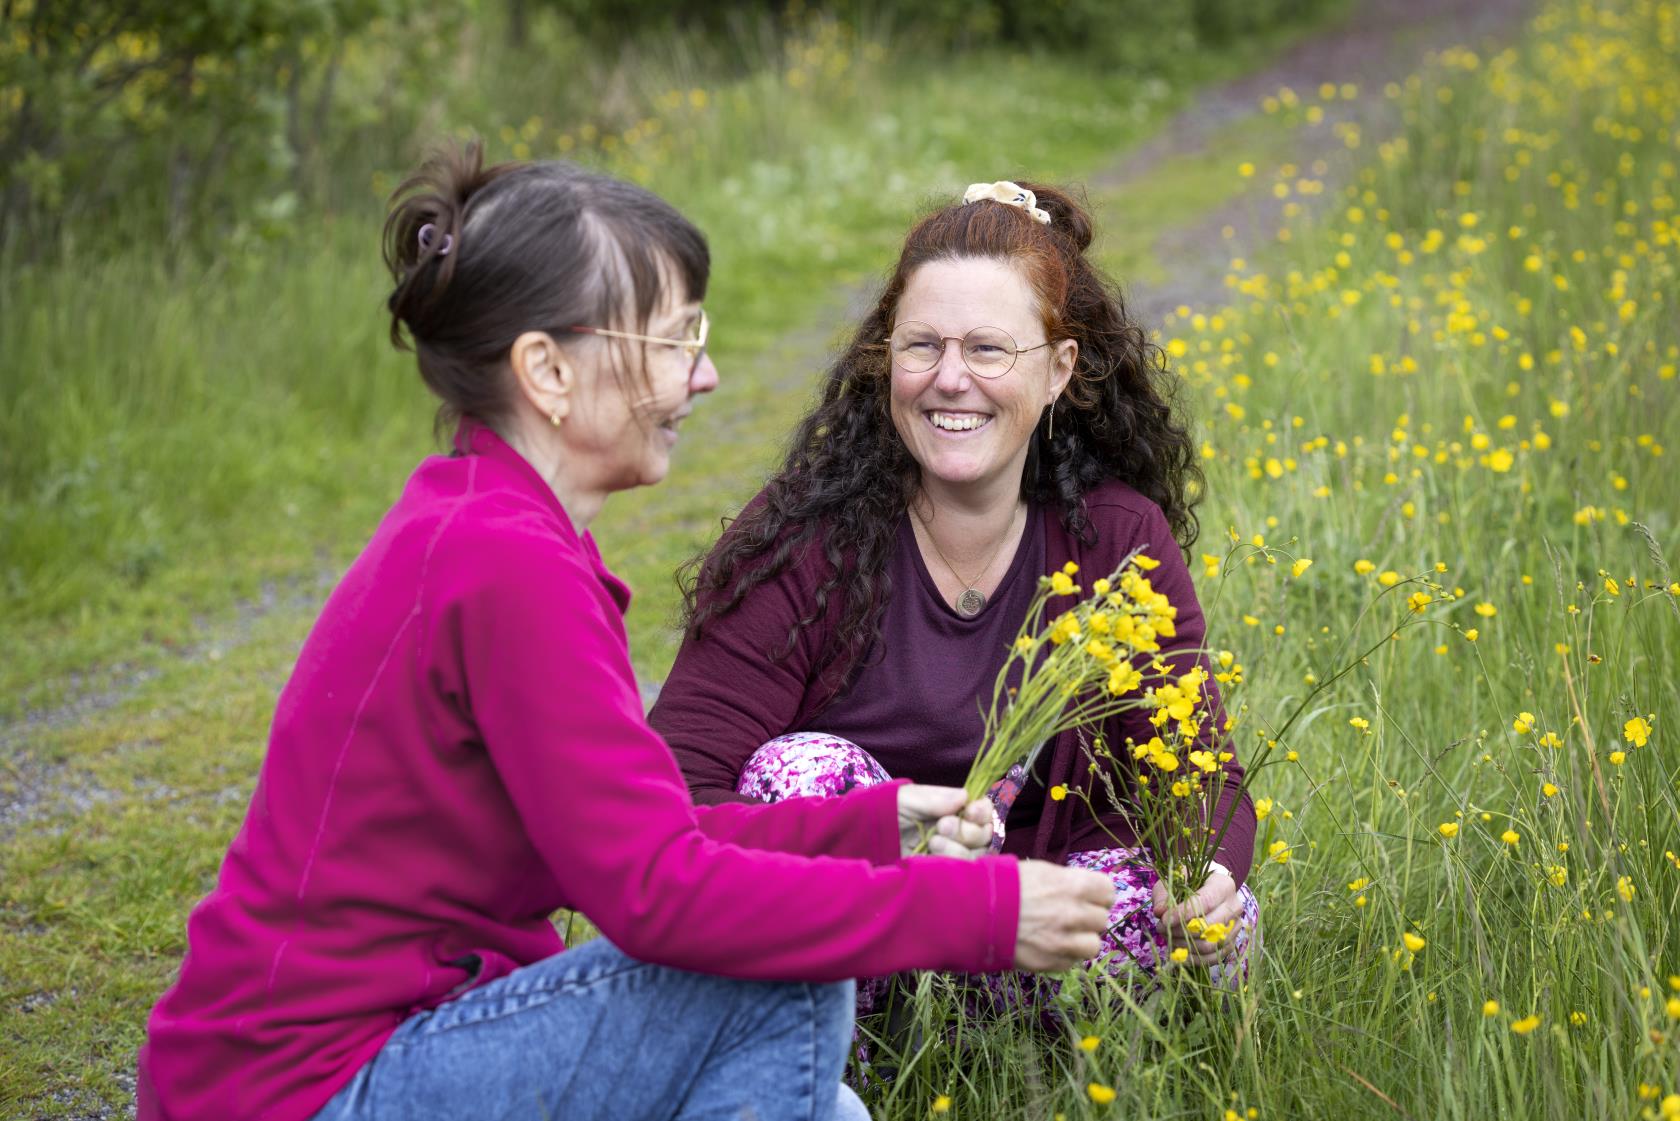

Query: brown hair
left=382, top=140, right=709, bottom=432
left=681, top=181, right=1202, bottom=696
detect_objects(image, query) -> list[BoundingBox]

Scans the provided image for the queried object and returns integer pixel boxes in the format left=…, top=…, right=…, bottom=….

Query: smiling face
left=888, top=256, right=1075, bottom=502
left=564, top=285, right=717, bottom=494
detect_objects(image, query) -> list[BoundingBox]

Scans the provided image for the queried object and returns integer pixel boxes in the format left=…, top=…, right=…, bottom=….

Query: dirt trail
left=1107, top=0, right=1532, bottom=326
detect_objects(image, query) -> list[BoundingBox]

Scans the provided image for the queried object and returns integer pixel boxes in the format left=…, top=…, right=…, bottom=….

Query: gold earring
left=550, top=411, right=563, bottom=428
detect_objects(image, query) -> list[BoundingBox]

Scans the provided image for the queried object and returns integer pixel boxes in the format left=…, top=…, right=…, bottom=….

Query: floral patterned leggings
left=739, top=732, right=1262, bottom=1023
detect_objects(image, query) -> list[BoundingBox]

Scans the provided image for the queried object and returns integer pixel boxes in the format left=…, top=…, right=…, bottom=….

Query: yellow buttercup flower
left=1624, top=716, right=1652, bottom=747
left=1501, top=830, right=1520, bottom=846
left=1483, top=1000, right=1500, bottom=1017
left=1402, top=931, right=1426, bottom=953
left=1079, top=1035, right=1101, bottom=1052
left=1438, top=822, right=1459, bottom=838
left=931, top=1094, right=952, bottom=1114
left=1087, top=1082, right=1117, bottom=1104
left=1512, top=712, right=1535, bottom=734
left=1049, top=784, right=1068, bottom=802
left=1106, top=663, right=1143, bottom=696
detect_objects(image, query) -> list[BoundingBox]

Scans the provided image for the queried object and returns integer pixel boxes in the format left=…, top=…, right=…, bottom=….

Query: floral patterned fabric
left=739, top=732, right=1262, bottom=1014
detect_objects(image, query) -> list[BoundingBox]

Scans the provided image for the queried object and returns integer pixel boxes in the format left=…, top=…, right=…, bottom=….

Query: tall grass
left=860, top=2, right=1680, bottom=1116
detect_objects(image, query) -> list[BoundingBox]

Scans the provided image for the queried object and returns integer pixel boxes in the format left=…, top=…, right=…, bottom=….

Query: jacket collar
left=452, top=417, right=634, bottom=615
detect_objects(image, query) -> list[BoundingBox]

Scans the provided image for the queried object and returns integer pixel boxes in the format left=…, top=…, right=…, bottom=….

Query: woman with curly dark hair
left=651, top=181, right=1261, bottom=1014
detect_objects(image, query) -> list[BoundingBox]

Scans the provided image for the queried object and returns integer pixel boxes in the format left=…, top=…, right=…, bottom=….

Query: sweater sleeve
left=692, top=781, right=905, bottom=865
left=649, top=535, right=827, bottom=807
left=1070, top=502, right=1258, bottom=889
left=444, top=531, right=1018, bottom=980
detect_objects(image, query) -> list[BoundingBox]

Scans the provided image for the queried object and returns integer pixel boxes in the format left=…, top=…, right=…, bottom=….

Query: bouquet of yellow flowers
left=950, top=553, right=1190, bottom=806
left=939, top=554, right=1240, bottom=933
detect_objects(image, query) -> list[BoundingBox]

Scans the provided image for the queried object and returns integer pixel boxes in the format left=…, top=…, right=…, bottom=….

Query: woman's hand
left=1151, top=863, right=1241, bottom=966
left=1014, top=861, right=1117, bottom=972
left=897, top=784, right=996, bottom=858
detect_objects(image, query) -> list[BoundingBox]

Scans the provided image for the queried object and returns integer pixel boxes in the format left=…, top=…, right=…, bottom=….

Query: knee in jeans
left=808, top=978, right=857, bottom=1037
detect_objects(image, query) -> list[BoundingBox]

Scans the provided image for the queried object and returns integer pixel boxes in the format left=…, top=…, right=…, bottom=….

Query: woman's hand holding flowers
left=1015, top=862, right=1117, bottom=972
left=1151, top=863, right=1240, bottom=965
left=897, top=784, right=996, bottom=859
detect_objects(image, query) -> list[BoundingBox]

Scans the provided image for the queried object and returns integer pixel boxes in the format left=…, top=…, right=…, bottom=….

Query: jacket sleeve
left=692, top=782, right=905, bottom=865
left=445, top=530, right=1018, bottom=981
left=649, top=533, right=831, bottom=807
left=1069, top=501, right=1258, bottom=889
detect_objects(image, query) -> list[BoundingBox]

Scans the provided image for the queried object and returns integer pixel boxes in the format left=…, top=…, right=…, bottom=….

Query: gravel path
left=1109, top=0, right=1533, bottom=327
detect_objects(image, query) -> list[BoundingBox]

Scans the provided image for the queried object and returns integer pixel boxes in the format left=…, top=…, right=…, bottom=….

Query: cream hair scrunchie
left=962, top=180, right=1052, bottom=225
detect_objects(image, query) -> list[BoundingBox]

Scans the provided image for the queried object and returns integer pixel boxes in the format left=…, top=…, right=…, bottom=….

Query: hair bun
left=1016, top=182, right=1094, bottom=253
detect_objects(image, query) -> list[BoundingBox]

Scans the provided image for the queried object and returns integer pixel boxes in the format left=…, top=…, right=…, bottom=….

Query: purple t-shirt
left=654, top=476, right=1257, bottom=884
left=807, top=506, right=1050, bottom=824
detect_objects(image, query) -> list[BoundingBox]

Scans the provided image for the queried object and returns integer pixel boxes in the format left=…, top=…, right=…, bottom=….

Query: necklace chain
left=912, top=502, right=1021, bottom=617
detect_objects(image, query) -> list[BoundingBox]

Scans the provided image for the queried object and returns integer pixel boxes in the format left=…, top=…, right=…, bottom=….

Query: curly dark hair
left=681, top=181, right=1203, bottom=696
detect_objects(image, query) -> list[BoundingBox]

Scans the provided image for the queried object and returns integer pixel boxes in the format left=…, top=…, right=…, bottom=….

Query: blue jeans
left=311, top=938, right=869, bottom=1121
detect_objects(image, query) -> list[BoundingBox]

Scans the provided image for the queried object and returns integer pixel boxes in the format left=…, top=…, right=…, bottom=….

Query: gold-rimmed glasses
left=886, top=320, right=1052, bottom=379
left=569, top=308, right=710, bottom=378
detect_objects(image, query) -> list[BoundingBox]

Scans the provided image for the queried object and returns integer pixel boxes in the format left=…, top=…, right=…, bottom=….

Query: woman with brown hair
left=653, top=181, right=1261, bottom=1017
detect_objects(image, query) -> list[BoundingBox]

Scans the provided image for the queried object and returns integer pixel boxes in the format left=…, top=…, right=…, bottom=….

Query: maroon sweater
left=651, top=478, right=1258, bottom=888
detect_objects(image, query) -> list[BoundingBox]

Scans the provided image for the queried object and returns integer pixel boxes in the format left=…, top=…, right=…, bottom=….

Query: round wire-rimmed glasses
left=886, top=320, right=1052, bottom=379
left=568, top=308, right=710, bottom=378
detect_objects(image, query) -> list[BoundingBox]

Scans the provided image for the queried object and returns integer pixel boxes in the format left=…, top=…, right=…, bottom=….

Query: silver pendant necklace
left=913, top=503, right=1020, bottom=619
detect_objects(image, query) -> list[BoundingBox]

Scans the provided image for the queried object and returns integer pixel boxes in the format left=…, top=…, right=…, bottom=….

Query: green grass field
left=3, top=0, right=1678, bottom=1117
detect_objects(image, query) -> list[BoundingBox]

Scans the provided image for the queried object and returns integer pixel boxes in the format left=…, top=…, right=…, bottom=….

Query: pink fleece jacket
left=137, top=421, right=1019, bottom=1121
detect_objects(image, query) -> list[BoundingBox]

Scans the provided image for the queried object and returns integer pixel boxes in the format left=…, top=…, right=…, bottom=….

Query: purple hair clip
left=417, top=222, right=453, bottom=257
